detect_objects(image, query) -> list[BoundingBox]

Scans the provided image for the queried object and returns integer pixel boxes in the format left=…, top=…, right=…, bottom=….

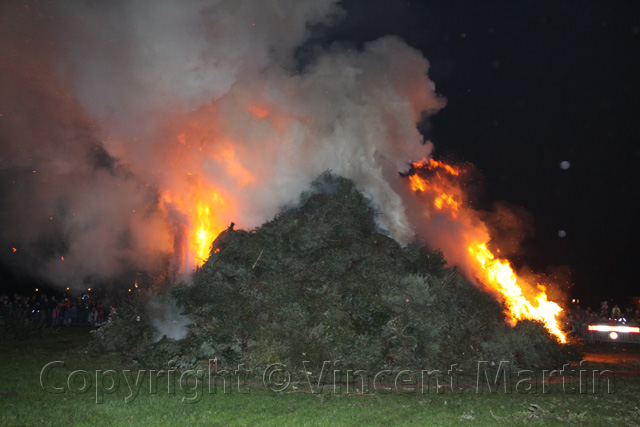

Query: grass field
left=1, top=327, right=639, bottom=426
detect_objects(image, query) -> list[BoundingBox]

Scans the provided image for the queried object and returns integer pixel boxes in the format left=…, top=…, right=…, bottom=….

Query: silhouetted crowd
left=0, top=292, right=115, bottom=327
left=563, top=301, right=640, bottom=339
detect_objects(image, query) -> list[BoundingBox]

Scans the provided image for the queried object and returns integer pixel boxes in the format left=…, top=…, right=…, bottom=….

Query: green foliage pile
left=153, top=173, right=575, bottom=373
left=90, top=295, right=155, bottom=356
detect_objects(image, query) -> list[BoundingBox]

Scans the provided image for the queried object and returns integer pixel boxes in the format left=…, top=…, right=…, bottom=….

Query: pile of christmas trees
left=95, top=173, right=577, bottom=372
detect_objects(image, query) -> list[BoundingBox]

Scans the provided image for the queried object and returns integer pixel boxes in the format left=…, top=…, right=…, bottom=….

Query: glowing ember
left=408, top=158, right=567, bottom=343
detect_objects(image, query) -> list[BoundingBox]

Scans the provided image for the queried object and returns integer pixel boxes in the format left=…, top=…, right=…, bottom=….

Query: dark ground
left=582, top=343, right=640, bottom=377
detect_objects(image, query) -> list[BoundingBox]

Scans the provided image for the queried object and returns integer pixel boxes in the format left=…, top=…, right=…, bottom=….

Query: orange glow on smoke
left=247, top=104, right=271, bottom=119
left=408, top=158, right=566, bottom=343
left=216, top=148, right=256, bottom=187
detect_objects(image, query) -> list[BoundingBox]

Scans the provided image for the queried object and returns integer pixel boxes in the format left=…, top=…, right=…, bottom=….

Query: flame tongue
left=468, top=242, right=566, bottom=343
left=409, top=158, right=567, bottom=343
left=409, top=159, right=463, bottom=217
left=161, top=185, right=226, bottom=270
left=193, top=199, right=218, bottom=266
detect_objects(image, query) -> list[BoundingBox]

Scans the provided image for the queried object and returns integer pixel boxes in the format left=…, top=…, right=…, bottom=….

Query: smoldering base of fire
left=39, top=360, right=615, bottom=404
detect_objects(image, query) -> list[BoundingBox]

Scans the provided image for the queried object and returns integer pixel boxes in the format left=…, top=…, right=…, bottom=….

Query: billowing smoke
left=147, top=296, right=191, bottom=341
left=0, top=0, right=445, bottom=290
left=0, top=2, right=174, bottom=289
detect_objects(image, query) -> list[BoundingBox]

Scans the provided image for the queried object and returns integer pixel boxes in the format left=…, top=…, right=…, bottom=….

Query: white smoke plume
left=147, top=296, right=191, bottom=341
left=0, top=0, right=445, bottom=289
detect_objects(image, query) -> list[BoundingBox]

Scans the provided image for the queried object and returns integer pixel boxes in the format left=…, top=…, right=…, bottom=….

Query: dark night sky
left=322, top=0, right=640, bottom=299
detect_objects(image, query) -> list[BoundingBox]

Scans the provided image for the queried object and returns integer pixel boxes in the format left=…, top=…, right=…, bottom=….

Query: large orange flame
left=409, top=158, right=567, bottom=343
left=161, top=184, right=227, bottom=270
left=468, top=242, right=566, bottom=342
left=192, top=196, right=223, bottom=265
left=156, top=124, right=257, bottom=273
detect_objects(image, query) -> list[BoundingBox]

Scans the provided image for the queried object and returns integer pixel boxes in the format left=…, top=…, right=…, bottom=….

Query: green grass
left=1, top=328, right=639, bottom=426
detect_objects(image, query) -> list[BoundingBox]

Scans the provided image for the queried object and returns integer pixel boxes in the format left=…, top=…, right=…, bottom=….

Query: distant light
left=66, top=287, right=69, bottom=291
left=610, top=332, right=619, bottom=340
left=558, top=230, right=567, bottom=238
left=12, top=247, right=17, bottom=253
left=128, top=289, right=131, bottom=292
left=560, top=160, right=571, bottom=170
left=588, top=325, right=640, bottom=333
left=88, top=288, right=92, bottom=291
left=35, top=288, right=39, bottom=292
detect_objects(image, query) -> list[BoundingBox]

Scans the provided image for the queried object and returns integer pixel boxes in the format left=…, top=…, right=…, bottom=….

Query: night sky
left=318, top=0, right=640, bottom=301
left=1, top=1, right=639, bottom=303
